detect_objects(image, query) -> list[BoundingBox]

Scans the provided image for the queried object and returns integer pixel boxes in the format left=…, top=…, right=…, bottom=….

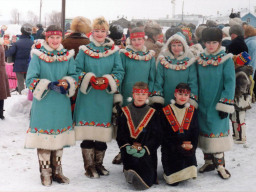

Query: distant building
left=110, top=17, right=130, bottom=28
left=241, top=13, right=256, bottom=27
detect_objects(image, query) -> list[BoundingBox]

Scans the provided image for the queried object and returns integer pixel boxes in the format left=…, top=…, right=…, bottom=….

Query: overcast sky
left=0, top=0, right=256, bottom=23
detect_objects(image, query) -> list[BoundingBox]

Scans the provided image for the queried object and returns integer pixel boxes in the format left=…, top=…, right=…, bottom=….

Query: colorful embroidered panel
left=76, top=120, right=111, bottom=128
left=200, top=129, right=230, bottom=138
left=122, top=106, right=155, bottom=139
left=28, top=79, right=40, bottom=92
left=163, top=105, right=194, bottom=133
left=27, top=126, right=73, bottom=135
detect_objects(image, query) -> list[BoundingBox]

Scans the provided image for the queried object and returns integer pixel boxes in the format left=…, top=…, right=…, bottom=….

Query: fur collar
left=161, top=33, right=194, bottom=60
left=120, top=45, right=155, bottom=61
left=158, top=54, right=195, bottom=70
left=31, top=47, right=75, bottom=62
left=79, top=43, right=119, bottom=58
left=41, top=40, right=64, bottom=51
left=197, top=47, right=233, bottom=66
left=90, top=36, right=115, bottom=47
left=222, top=37, right=231, bottom=41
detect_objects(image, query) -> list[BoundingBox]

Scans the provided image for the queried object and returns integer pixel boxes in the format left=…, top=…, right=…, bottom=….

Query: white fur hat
left=222, top=27, right=230, bottom=37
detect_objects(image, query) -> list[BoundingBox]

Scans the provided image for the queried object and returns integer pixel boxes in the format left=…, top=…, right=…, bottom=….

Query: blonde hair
left=92, top=16, right=109, bottom=31
left=243, top=25, right=256, bottom=38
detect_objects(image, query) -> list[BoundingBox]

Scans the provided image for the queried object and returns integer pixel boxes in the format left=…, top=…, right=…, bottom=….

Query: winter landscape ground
left=0, top=94, right=256, bottom=192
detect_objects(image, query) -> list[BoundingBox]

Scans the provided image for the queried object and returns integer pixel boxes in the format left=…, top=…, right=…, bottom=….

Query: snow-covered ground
left=1, top=94, right=256, bottom=192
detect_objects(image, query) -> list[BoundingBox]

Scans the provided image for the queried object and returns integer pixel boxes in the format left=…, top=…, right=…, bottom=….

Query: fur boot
left=199, top=153, right=215, bottom=173
left=112, top=152, right=122, bottom=164
left=37, top=149, right=52, bottom=186
left=81, top=148, right=99, bottom=178
left=51, top=149, right=70, bottom=184
left=95, top=150, right=109, bottom=176
left=125, top=170, right=149, bottom=190
left=213, top=153, right=231, bottom=179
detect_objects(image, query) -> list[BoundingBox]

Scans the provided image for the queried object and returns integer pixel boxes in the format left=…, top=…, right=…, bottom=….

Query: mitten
left=48, top=81, right=67, bottom=94
left=90, top=76, right=109, bottom=90
left=219, top=111, right=228, bottom=119
left=132, top=148, right=146, bottom=158
left=126, top=145, right=137, bottom=155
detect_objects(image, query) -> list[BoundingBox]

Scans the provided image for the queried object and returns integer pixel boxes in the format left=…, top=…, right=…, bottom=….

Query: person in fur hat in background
left=151, top=32, right=198, bottom=110
left=108, top=24, right=125, bottom=49
left=62, top=16, right=92, bottom=58
left=25, top=25, right=77, bottom=186
left=62, top=16, right=92, bottom=115
left=112, top=27, right=156, bottom=165
left=144, top=21, right=163, bottom=59
left=73, top=16, right=124, bottom=179
left=196, top=27, right=235, bottom=179
left=231, top=52, right=253, bottom=144
left=227, top=25, right=248, bottom=55
left=222, top=26, right=231, bottom=52
left=161, top=83, right=199, bottom=186
left=116, top=82, right=161, bottom=190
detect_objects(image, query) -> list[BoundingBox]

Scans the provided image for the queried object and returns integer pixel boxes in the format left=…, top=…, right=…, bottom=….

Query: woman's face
left=46, top=35, right=62, bottom=50
left=92, top=29, right=107, bottom=43
left=170, top=42, right=184, bottom=57
left=205, top=41, right=220, bottom=54
left=131, top=37, right=145, bottom=51
left=174, top=91, right=190, bottom=105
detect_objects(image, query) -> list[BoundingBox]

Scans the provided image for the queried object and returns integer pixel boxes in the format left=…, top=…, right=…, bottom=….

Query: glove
left=126, top=145, right=137, bottom=155
left=152, top=103, right=163, bottom=110
left=132, top=148, right=146, bottom=158
left=219, top=111, right=228, bottom=119
left=90, top=76, right=109, bottom=90
left=48, top=81, right=67, bottom=94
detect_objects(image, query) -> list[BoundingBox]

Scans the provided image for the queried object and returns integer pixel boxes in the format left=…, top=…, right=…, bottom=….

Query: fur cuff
left=33, top=79, right=50, bottom=101
left=62, top=76, right=77, bottom=97
left=149, top=96, right=164, bottom=105
left=189, top=98, right=198, bottom=109
left=113, top=93, right=123, bottom=105
left=80, top=72, right=95, bottom=94
left=103, top=74, right=117, bottom=94
left=216, top=102, right=235, bottom=114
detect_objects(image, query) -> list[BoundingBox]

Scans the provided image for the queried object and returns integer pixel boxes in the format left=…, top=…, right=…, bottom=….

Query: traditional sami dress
left=196, top=47, right=235, bottom=153
left=25, top=41, right=77, bottom=150
left=119, top=45, right=156, bottom=106
left=152, top=34, right=198, bottom=107
left=74, top=36, right=124, bottom=142
left=161, top=103, right=199, bottom=184
left=117, top=103, right=161, bottom=188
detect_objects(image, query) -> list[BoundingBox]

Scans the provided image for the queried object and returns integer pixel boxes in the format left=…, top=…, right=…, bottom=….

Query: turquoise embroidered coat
left=74, top=37, right=124, bottom=142
left=120, top=45, right=156, bottom=106
left=25, top=41, right=77, bottom=150
left=197, top=47, right=235, bottom=153
left=152, top=34, right=198, bottom=107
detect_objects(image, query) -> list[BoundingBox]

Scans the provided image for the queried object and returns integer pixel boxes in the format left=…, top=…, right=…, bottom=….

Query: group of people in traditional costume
left=24, top=15, right=238, bottom=190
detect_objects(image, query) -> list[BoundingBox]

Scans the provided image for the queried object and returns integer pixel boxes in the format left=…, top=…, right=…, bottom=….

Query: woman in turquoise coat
left=25, top=25, right=77, bottom=186
left=151, top=32, right=198, bottom=108
left=197, top=27, right=235, bottom=179
left=73, top=17, right=124, bottom=179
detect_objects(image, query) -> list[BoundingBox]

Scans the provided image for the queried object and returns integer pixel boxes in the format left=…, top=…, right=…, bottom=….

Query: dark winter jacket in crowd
left=5, top=35, right=33, bottom=72
left=0, top=45, right=10, bottom=100
left=227, top=36, right=248, bottom=55
left=117, top=103, right=162, bottom=188
left=222, top=37, right=232, bottom=53
left=35, top=27, right=44, bottom=40
left=62, top=33, right=90, bottom=58
left=161, top=103, right=199, bottom=183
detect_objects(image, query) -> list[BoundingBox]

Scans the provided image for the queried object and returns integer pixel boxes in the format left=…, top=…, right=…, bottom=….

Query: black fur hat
left=202, top=27, right=223, bottom=42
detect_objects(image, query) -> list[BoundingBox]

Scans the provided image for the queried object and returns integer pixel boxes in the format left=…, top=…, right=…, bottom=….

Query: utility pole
left=39, top=0, right=42, bottom=24
left=182, top=0, right=184, bottom=22
left=61, top=0, right=66, bottom=38
left=171, top=0, right=175, bottom=18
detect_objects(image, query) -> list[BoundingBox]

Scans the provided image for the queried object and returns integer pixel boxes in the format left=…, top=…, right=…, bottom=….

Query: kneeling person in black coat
left=161, top=83, right=199, bottom=186
left=116, top=82, right=161, bottom=190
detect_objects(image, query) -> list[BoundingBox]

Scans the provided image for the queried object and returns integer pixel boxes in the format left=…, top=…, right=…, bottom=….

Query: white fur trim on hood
left=189, top=98, right=198, bottom=109
left=33, top=79, right=50, bottom=101
left=161, top=33, right=194, bottom=60
left=80, top=72, right=95, bottom=94
left=62, top=76, right=77, bottom=97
